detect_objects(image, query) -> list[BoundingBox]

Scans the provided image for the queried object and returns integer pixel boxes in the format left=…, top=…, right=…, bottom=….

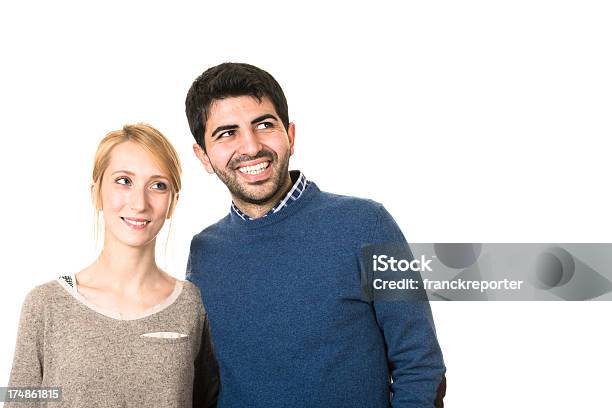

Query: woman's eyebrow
left=111, top=170, right=169, bottom=180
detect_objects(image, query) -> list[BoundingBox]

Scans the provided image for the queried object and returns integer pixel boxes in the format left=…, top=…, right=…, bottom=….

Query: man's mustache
left=230, top=150, right=275, bottom=169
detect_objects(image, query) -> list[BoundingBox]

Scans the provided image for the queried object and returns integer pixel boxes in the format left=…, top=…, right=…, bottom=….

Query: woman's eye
left=115, top=177, right=131, bottom=185
left=152, top=181, right=168, bottom=190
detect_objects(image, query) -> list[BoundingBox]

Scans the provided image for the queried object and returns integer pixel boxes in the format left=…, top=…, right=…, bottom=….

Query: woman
left=6, top=124, right=218, bottom=407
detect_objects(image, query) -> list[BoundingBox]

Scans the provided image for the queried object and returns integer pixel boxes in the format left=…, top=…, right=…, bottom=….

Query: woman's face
left=99, top=141, right=173, bottom=249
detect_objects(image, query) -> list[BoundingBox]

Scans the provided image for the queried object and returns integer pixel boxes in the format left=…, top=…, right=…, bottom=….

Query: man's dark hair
left=185, top=62, right=290, bottom=150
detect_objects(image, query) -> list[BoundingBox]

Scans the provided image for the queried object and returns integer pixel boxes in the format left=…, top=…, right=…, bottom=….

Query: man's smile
left=234, top=158, right=273, bottom=182
left=237, top=161, right=270, bottom=175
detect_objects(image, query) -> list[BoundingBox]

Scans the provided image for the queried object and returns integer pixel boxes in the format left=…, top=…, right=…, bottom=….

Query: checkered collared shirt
left=231, top=170, right=310, bottom=221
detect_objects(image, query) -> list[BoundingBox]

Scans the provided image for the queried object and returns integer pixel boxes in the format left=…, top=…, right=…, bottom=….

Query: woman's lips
left=121, top=217, right=150, bottom=229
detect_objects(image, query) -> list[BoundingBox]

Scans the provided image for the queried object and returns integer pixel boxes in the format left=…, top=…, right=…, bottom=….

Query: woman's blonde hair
left=92, top=123, right=182, bottom=240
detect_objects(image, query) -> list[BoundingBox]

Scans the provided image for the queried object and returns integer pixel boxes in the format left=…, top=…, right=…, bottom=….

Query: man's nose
left=238, top=128, right=263, bottom=157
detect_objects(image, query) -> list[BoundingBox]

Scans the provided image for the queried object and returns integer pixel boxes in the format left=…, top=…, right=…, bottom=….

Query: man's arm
left=369, top=205, right=446, bottom=407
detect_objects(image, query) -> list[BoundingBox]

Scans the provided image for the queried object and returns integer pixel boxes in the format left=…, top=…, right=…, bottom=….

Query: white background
left=1, top=1, right=611, bottom=406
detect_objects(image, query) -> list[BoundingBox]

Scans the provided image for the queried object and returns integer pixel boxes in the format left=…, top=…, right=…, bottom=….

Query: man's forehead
left=206, top=95, right=277, bottom=125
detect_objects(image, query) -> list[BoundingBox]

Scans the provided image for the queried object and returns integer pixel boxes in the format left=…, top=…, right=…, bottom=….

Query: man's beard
left=211, top=149, right=291, bottom=205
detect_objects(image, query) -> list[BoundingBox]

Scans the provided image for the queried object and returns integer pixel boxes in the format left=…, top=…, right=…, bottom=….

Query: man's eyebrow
left=110, top=170, right=169, bottom=180
left=210, top=114, right=279, bottom=138
left=251, top=114, right=278, bottom=124
left=211, top=124, right=238, bottom=138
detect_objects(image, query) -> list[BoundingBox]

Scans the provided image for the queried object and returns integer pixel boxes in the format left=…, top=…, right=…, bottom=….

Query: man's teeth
left=238, top=161, right=269, bottom=175
left=123, top=218, right=148, bottom=226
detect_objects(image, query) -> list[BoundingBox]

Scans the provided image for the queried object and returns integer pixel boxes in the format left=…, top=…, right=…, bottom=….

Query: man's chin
left=233, top=188, right=279, bottom=206
left=220, top=164, right=289, bottom=207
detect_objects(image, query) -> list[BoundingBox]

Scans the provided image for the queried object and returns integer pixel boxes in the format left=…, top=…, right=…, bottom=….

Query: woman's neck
left=79, top=238, right=166, bottom=294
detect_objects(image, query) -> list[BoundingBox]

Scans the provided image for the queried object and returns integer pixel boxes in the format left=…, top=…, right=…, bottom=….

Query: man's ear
left=287, top=122, right=296, bottom=156
left=193, top=143, right=215, bottom=174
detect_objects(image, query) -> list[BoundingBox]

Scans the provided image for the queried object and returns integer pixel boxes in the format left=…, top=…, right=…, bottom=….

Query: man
left=185, top=62, right=446, bottom=407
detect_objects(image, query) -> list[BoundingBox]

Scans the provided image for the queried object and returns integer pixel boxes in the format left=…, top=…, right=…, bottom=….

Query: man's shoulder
left=314, top=188, right=385, bottom=220
left=310, top=187, right=404, bottom=240
left=191, top=214, right=232, bottom=244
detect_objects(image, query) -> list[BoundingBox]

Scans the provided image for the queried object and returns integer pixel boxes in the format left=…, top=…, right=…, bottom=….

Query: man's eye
left=151, top=182, right=168, bottom=191
left=256, top=122, right=273, bottom=130
left=218, top=130, right=235, bottom=138
left=115, top=177, right=131, bottom=185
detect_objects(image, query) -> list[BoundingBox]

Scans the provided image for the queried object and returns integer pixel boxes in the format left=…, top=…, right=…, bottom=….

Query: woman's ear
left=167, top=193, right=179, bottom=219
left=90, top=184, right=97, bottom=208
left=91, top=183, right=102, bottom=210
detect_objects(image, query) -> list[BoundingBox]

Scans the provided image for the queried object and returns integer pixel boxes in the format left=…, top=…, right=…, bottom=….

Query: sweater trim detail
left=56, top=277, right=184, bottom=321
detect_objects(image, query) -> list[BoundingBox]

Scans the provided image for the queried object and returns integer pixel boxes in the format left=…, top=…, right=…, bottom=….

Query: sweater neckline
left=228, top=181, right=320, bottom=229
left=56, top=275, right=184, bottom=321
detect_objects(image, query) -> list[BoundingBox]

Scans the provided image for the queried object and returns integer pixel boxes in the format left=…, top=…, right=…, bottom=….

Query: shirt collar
left=231, top=170, right=310, bottom=221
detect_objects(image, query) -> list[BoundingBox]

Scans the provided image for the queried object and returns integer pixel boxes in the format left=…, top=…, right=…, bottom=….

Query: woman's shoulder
left=19, top=279, right=66, bottom=318
left=178, top=279, right=203, bottom=303
left=180, top=279, right=203, bottom=301
left=175, top=279, right=208, bottom=316
left=23, top=279, right=65, bottom=302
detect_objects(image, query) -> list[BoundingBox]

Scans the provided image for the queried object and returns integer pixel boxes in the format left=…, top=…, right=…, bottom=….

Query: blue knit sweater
left=187, top=182, right=445, bottom=407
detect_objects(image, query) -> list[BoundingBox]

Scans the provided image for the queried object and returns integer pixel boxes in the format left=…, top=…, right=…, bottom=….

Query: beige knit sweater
left=6, top=279, right=218, bottom=407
